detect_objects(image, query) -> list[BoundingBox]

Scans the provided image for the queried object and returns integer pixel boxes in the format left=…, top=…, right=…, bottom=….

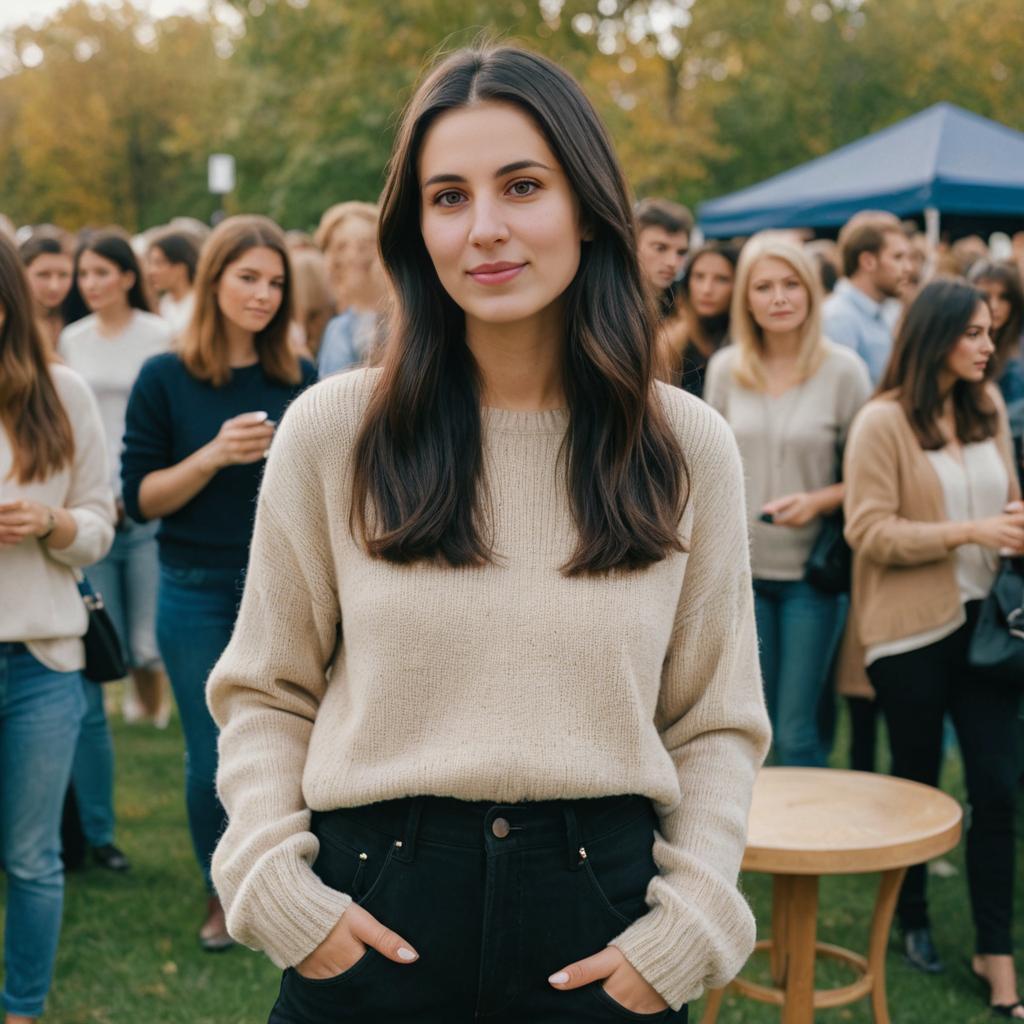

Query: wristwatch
left=39, top=507, right=57, bottom=541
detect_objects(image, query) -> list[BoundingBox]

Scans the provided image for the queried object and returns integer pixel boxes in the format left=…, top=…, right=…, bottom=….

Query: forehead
left=750, top=256, right=799, bottom=280
left=418, top=100, right=559, bottom=179
left=330, top=217, right=376, bottom=244
left=226, top=245, right=285, bottom=275
left=640, top=225, right=688, bottom=248
left=31, top=252, right=72, bottom=270
left=691, top=252, right=733, bottom=275
left=79, top=249, right=119, bottom=270
left=968, top=301, right=992, bottom=324
left=879, top=231, right=910, bottom=254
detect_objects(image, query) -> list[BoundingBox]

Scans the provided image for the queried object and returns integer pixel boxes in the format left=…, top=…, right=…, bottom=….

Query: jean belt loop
left=394, top=797, right=423, bottom=864
left=562, top=804, right=586, bottom=871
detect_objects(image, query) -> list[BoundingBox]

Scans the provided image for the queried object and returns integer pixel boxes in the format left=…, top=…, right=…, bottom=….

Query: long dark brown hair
left=181, top=215, right=300, bottom=388
left=76, top=230, right=153, bottom=314
left=0, top=233, right=75, bottom=483
left=879, top=278, right=998, bottom=450
left=352, top=45, right=687, bottom=575
left=967, top=259, right=1024, bottom=383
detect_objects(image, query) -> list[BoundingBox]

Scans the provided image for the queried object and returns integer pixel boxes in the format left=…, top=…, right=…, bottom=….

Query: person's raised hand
left=761, top=491, right=819, bottom=528
left=0, top=499, right=53, bottom=548
left=200, top=411, right=276, bottom=472
left=294, top=903, right=419, bottom=981
left=967, top=508, right=1024, bottom=555
left=548, top=945, right=668, bottom=1015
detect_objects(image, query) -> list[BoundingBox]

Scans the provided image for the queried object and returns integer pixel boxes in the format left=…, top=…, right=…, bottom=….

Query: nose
left=468, top=197, right=509, bottom=248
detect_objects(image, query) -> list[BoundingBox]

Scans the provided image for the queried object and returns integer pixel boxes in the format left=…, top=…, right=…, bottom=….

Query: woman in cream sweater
left=0, top=234, right=115, bottom=1023
left=844, top=278, right=1023, bottom=1016
left=208, top=46, right=770, bottom=1023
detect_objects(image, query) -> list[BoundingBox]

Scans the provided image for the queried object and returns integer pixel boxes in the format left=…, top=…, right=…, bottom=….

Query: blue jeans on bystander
left=0, top=643, right=85, bottom=1019
left=753, top=578, right=840, bottom=767
left=156, top=564, right=244, bottom=890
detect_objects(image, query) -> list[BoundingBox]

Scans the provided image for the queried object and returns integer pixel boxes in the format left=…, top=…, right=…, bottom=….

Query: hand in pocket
left=548, top=944, right=668, bottom=1014
left=295, top=903, right=419, bottom=980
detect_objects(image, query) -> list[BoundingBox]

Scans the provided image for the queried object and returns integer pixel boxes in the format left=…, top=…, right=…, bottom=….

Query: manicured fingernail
left=549, top=971, right=569, bottom=985
left=397, top=947, right=418, bottom=961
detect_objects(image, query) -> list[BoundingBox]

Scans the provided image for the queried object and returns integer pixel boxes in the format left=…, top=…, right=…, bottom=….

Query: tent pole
left=925, top=206, right=937, bottom=282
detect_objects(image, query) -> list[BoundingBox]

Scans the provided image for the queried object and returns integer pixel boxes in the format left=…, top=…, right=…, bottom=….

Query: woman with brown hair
left=18, top=227, right=74, bottom=357
left=844, top=278, right=1023, bottom=1012
left=0, top=233, right=115, bottom=1022
left=659, top=242, right=739, bottom=398
left=121, top=215, right=316, bottom=951
left=967, top=260, right=1024, bottom=406
left=208, top=45, right=769, bottom=1023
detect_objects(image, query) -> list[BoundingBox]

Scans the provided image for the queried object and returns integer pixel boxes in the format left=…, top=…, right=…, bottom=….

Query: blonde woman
left=314, top=202, right=386, bottom=376
left=705, top=234, right=871, bottom=766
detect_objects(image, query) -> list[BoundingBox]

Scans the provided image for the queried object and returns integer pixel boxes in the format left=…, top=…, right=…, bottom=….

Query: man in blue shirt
left=823, top=213, right=912, bottom=385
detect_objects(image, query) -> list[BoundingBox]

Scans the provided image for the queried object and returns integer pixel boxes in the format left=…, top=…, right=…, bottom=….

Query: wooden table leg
left=771, top=874, right=793, bottom=986
left=699, top=986, right=725, bottom=1024
left=781, top=874, right=819, bottom=1024
left=867, top=867, right=906, bottom=1024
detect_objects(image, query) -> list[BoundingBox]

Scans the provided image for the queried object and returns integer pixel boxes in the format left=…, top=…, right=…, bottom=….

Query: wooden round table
left=701, top=768, right=962, bottom=1024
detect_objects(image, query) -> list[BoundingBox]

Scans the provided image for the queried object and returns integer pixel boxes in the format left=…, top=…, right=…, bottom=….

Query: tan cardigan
left=837, top=388, right=1020, bottom=696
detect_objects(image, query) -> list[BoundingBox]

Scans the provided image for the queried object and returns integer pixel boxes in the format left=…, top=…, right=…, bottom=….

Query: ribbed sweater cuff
left=610, top=901, right=750, bottom=1012
left=234, top=856, right=353, bottom=969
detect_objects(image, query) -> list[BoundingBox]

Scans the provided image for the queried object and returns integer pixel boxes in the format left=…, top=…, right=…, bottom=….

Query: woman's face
left=145, top=246, right=176, bottom=294
left=26, top=253, right=73, bottom=313
left=215, top=245, right=285, bottom=335
left=324, top=216, right=379, bottom=293
left=688, top=252, right=734, bottom=318
left=77, top=250, right=134, bottom=315
left=746, top=256, right=809, bottom=335
left=974, top=277, right=1012, bottom=332
left=945, top=301, right=994, bottom=384
left=418, top=100, right=585, bottom=334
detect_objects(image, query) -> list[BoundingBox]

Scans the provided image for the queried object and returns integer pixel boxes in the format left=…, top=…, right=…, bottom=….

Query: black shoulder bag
left=967, top=557, right=1024, bottom=689
left=77, top=574, right=127, bottom=683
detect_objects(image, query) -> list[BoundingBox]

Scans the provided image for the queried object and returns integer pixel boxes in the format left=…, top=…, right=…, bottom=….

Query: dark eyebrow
left=422, top=159, right=553, bottom=189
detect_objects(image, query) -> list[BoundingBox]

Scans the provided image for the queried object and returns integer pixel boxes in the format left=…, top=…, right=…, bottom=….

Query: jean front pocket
left=588, top=982, right=676, bottom=1021
left=579, top=810, right=658, bottom=929
left=311, top=810, right=401, bottom=912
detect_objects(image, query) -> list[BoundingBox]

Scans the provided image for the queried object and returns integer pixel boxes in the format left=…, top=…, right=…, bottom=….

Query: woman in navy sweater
left=122, top=216, right=316, bottom=951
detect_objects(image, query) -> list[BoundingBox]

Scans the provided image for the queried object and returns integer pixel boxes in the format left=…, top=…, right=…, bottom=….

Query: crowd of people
left=1, top=40, right=1023, bottom=1024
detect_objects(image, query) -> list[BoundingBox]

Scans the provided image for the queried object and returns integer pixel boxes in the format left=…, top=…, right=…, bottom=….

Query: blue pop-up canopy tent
left=697, top=103, right=1024, bottom=238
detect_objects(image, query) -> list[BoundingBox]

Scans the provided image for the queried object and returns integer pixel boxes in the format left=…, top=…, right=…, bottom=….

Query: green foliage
left=0, top=0, right=1021, bottom=232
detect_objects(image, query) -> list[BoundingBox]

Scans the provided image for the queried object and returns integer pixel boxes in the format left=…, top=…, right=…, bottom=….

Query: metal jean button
left=491, top=816, right=511, bottom=839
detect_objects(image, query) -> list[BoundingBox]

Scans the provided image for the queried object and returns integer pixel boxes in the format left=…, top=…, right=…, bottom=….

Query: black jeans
left=269, top=794, right=689, bottom=1023
left=867, top=603, right=1020, bottom=953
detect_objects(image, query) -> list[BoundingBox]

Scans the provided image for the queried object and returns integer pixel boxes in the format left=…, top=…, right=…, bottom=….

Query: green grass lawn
left=2, top=703, right=1022, bottom=1022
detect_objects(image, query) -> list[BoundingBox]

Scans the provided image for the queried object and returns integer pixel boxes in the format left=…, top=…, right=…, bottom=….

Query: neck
left=466, top=308, right=566, bottom=411
left=761, top=328, right=802, bottom=362
left=96, top=303, right=134, bottom=335
left=223, top=320, right=258, bottom=366
left=169, top=278, right=191, bottom=302
left=849, top=272, right=883, bottom=304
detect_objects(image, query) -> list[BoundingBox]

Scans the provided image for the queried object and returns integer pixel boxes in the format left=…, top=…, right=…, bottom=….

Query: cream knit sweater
left=208, top=369, right=770, bottom=1010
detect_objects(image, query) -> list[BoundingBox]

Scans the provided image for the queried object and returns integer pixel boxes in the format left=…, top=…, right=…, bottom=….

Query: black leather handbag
left=967, top=558, right=1024, bottom=688
left=804, top=511, right=851, bottom=595
left=77, top=575, right=127, bottom=683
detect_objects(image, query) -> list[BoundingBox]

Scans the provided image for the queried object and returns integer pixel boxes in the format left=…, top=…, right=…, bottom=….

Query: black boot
left=903, top=927, right=943, bottom=973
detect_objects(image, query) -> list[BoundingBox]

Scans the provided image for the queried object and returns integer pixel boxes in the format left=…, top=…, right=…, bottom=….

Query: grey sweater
left=705, top=342, right=871, bottom=580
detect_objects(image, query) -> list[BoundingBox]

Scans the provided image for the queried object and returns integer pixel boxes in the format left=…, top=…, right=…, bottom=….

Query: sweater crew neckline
left=481, top=406, right=568, bottom=435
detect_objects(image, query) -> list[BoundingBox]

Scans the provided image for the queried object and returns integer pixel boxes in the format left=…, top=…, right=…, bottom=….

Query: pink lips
left=468, top=262, right=526, bottom=285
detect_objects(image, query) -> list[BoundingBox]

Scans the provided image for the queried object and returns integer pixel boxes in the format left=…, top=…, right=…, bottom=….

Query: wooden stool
left=701, top=768, right=962, bottom=1024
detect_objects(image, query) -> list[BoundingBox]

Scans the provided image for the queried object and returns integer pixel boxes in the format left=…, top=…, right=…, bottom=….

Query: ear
left=122, top=269, right=137, bottom=293
left=579, top=217, right=595, bottom=243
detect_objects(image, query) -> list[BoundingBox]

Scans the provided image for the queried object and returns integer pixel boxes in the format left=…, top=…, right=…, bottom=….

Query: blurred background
left=1, top=0, right=1022, bottom=235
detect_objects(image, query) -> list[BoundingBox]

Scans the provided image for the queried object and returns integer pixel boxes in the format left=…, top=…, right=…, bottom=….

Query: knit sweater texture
left=207, top=368, right=770, bottom=1011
